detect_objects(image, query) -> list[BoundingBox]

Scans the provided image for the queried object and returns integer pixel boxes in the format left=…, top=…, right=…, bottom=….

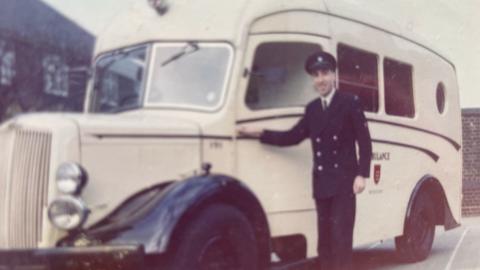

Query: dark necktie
left=322, top=99, right=328, bottom=111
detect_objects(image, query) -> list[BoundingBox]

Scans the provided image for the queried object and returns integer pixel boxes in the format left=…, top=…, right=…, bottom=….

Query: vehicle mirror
left=67, top=66, right=92, bottom=91
left=68, top=66, right=92, bottom=79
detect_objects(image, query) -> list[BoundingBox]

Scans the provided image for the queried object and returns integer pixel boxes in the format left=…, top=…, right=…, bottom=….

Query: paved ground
left=275, top=217, right=480, bottom=270
left=352, top=216, right=480, bottom=270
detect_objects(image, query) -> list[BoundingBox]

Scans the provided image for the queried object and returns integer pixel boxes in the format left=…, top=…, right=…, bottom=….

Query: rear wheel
left=395, top=193, right=435, bottom=262
left=165, top=203, right=258, bottom=270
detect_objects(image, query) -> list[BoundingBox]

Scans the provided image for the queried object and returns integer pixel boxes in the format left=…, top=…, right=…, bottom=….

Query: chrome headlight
left=56, top=162, right=87, bottom=195
left=48, top=196, right=89, bottom=231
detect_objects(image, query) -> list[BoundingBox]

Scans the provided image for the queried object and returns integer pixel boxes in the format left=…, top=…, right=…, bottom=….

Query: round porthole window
left=436, top=82, right=446, bottom=114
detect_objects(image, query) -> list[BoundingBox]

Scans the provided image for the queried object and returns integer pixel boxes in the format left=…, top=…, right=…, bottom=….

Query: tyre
left=165, top=203, right=258, bottom=270
left=395, top=193, right=435, bottom=262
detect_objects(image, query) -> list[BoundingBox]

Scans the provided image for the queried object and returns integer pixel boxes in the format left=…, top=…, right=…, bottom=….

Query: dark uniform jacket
left=260, top=91, right=372, bottom=199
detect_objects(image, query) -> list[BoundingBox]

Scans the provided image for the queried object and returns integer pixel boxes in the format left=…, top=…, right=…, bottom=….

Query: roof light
left=148, top=0, right=170, bottom=15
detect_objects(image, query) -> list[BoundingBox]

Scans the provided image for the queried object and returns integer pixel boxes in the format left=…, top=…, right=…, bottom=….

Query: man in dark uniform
left=238, top=51, right=372, bottom=270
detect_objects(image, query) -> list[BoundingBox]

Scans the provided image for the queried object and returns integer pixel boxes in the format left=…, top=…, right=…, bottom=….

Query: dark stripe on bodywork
left=371, top=139, right=439, bottom=162
left=89, top=134, right=233, bottom=140
left=236, top=135, right=440, bottom=162
left=236, top=114, right=460, bottom=151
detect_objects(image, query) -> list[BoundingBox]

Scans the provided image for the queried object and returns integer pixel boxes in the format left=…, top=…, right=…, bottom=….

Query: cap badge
left=317, top=56, right=323, bottom=62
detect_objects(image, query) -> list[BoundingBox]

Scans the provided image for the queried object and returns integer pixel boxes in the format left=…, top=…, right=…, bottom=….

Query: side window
left=0, top=39, right=16, bottom=87
left=337, top=44, right=379, bottom=112
left=384, top=58, right=415, bottom=117
left=436, top=82, right=446, bottom=114
left=245, top=42, right=321, bottom=110
left=42, top=54, right=69, bottom=97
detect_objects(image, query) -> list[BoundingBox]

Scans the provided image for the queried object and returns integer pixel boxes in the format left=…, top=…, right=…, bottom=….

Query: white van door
left=235, top=33, right=331, bottom=257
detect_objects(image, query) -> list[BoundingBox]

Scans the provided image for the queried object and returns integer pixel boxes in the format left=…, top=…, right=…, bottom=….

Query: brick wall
left=462, top=108, right=480, bottom=216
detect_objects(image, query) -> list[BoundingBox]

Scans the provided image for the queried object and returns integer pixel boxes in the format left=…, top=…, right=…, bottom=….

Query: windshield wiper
left=161, top=42, right=199, bottom=67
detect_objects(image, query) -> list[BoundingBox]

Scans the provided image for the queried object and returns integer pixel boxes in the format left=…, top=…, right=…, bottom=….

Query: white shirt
left=320, top=88, right=336, bottom=109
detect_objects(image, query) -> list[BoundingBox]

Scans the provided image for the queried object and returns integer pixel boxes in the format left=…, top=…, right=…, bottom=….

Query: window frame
left=89, top=44, right=151, bottom=113
left=383, top=57, right=416, bottom=118
left=244, top=41, right=323, bottom=111
left=0, top=39, right=16, bottom=87
left=144, top=42, right=235, bottom=113
left=436, top=82, right=446, bottom=115
left=336, top=43, right=380, bottom=113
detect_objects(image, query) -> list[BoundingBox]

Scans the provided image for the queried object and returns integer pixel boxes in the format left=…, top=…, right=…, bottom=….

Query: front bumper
left=0, top=245, right=145, bottom=270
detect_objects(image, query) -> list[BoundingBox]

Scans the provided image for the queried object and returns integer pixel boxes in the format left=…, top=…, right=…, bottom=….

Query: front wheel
left=395, top=193, right=436, bottom=262
left=165, top=203, right=258, bottom=270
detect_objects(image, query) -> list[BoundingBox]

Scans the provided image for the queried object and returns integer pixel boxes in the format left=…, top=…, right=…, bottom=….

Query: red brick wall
left=462, top=108, right=480, bottom=216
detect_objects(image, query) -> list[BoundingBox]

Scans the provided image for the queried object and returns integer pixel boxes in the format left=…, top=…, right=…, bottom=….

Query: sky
left=41, top=0, right=480, bottom=108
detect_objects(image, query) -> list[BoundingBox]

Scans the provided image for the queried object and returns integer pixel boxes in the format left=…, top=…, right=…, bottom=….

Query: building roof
left=0, top=0, right=95, bottom=60
left=462, top=108, right=480, bottom=115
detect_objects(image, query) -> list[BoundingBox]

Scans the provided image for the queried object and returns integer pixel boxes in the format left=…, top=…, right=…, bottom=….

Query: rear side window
left=337, top=44, right=379, bottom=112
left=436, top=82, right=446, bottom=114
left=245, top=42, right=322, bottom=110
left=384, top=58, right=415, bottom=117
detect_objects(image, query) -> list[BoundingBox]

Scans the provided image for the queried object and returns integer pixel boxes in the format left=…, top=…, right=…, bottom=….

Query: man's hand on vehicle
left=353, top=175, right=366, bottom=194
left=236, top=126, right=264, bottom=138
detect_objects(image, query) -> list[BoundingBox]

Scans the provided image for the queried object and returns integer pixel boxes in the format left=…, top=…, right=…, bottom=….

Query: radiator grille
left=0, top=129, right=11, bottom=248
left=1, top=129, right=52, bottom=248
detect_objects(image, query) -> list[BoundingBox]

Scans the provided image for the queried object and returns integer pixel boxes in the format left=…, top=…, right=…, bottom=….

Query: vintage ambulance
left=0, top=0, right=462, bottom=269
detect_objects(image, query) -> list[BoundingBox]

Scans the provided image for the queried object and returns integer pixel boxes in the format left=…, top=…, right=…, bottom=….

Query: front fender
left=63, top=174, right=270, bottom=265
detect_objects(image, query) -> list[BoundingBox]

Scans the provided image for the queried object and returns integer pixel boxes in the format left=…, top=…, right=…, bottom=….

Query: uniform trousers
left=315, top=192, right=356, bottom=270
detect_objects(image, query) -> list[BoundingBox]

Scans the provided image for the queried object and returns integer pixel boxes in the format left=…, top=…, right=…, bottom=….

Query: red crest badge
left=374, top=164, right=381, bottom=184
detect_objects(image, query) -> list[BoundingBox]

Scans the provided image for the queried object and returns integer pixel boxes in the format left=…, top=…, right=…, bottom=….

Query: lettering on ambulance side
left=367, top=152, right=391, bottom=194
left=209, top=140, right=223, bottom=149
left=372, top=152, right=391, bottom=161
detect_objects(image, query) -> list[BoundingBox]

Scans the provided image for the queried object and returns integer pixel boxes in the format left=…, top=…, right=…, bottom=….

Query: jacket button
left=334, top=163, right=339, bottom=168
left=316, top=137, right=321, bottom=143
left=318, top=165, right=323, bottom=171
left=316, top=151, right=322, bottom=157
left=333, top=150, right=337, bottom=155
left=333, top=135, right=338, bottom=141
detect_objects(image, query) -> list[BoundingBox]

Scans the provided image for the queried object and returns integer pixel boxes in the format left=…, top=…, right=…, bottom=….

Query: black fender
left=63, top=174, right=271, bottom=268
left=405, top=175, right=460, bottom=231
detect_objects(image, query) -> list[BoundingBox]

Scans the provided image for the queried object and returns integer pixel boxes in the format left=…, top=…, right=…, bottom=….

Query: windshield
left=90, top=43, right=232, bottom=113
left=90, top=46, right=147, bottom=113
left=146, top=43, right=231, bottom=110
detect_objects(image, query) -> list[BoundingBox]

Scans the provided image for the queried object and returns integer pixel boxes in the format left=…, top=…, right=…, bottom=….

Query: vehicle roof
left=95, top=0, right=452, bottom=66
left=95, top=0, right=324, bottom=54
